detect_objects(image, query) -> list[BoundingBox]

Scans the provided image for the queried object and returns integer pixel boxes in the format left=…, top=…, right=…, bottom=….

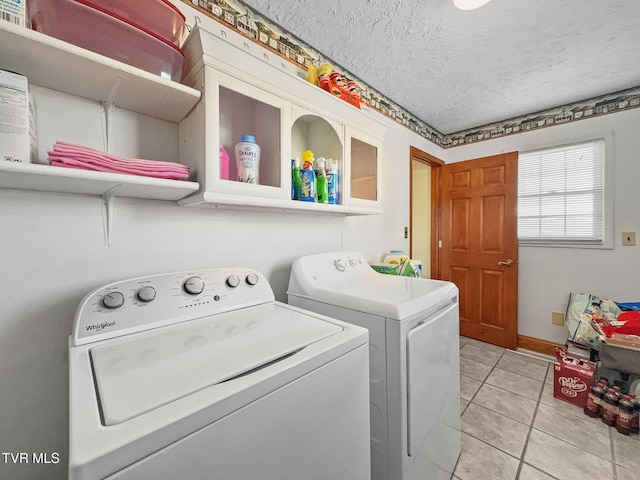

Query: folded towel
left=48, top=141, right=190, bottom=180
left=50, top=159, right=189, bottom=180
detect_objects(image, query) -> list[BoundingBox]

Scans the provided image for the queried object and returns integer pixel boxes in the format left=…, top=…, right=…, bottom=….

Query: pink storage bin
left=28, top=0, right=185, bottom=82
left=76, top=0, right=187, bottom=48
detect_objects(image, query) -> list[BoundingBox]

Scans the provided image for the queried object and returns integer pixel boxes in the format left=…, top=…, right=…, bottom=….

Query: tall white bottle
left=235, top=135, right=260, bottom=184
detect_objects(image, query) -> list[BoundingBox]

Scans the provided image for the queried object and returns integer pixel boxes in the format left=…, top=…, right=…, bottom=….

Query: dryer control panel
left=288, top=251, right=377, bottom=294
left=72, top=268, right=274, bottom=346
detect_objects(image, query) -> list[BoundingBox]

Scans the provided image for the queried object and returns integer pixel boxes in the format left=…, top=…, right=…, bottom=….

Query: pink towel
left=48, top=141, right=190, bottom=181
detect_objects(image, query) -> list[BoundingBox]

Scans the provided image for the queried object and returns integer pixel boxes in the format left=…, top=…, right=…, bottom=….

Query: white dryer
left=68, top=267, right=370, bottom=480
left=288, top=251, right=461, bottom=480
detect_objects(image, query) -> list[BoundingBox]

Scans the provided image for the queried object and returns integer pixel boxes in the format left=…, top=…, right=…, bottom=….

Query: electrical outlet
left=552, top=311, right=565, bottom=326
left=404, top=226, right=408, bottom=239
left=622, top=232, right=636, bottom=246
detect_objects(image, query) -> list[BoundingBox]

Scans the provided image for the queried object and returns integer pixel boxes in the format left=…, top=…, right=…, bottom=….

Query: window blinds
left=518, top=139, right=605, bottom=243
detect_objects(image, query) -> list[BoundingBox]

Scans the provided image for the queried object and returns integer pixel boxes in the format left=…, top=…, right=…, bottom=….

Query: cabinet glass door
left=219, top=86, right=281, bottom=188
left=202, top=68, right=289, bottom=200
left=349, top=136, right=379, bottom=202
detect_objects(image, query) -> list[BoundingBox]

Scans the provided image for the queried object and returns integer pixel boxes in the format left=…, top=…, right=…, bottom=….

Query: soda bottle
left=584, top=381, right=606, bottom=418
left=630, top=393, right=639, bottom=434
left=613, top=385, right=623, bottom=402
left=601, top=388, right=619, bottom=427
left=615, top=395, right=636, bottom=435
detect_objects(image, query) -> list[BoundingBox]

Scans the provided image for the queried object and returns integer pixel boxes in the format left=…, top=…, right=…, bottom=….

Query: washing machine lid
left=90, top=302, right=342, bottom=426
left=288, top=251, right=458, bottom=320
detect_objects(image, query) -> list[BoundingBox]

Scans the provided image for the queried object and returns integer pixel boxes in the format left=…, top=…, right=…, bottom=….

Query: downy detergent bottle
left=235, top=135, right=260, bottom=184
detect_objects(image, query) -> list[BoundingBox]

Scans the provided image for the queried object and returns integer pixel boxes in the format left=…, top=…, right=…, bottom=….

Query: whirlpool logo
left=85, top=321, right=116, bottom=332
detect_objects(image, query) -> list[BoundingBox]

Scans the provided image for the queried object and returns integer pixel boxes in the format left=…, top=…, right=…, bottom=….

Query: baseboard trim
left=517, top=334, right=561, bottom=358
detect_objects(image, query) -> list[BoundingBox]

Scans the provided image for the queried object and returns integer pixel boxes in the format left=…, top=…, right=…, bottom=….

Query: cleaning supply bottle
left=316, top=157, right=328, bottom=203
left=219, top=145, right=230, bottom=180
left=291, top=157, right=302, bottom=200
left=326, top=158, right=338, bottom=204
left=235, top=135, right=260, bottom=184
left=300, top=149, right=316, bottom=202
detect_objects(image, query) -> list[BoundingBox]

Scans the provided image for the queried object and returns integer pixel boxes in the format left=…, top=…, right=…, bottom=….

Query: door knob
left=498, top=259, right=514, bottom=266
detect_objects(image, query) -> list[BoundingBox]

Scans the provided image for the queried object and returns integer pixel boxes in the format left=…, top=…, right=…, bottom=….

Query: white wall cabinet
left=178, top=26, right=387, bottom=215
left=0, top=21, right=201, bottom=202
left=182, top=66, right=291, bottom=202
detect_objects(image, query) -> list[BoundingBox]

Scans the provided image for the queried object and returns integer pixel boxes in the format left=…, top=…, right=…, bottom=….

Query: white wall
left=7, top=1, right=639, bottom=478
left=0, top=59, right=436, bottom=480
left=440, top=108, right=640, bottom=345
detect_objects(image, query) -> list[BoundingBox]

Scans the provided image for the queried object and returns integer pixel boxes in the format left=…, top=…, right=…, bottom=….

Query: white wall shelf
left=0, top=20, right=203, bottom=244
left=0, top=21, right=200, bottom=122
left=0, top=162, right=198, bottom=200
left=0, top=162, right=199, bottom=247
left=0, top=21, right=200, bottom=219
left=178, top=191, right=382, bottom=215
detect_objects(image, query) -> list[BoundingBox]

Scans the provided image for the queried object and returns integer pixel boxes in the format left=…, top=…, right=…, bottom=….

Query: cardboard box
left=0, top=69, right=30, bottom=164
left=553, top=346, right=596, bottom=408
left=0, top=0, right=26, bottom=27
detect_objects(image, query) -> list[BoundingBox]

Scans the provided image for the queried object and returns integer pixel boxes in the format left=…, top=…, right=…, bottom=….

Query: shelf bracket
left=101, top=185, right=122, bottom=247
left=102, top=76, right=122, bottom=153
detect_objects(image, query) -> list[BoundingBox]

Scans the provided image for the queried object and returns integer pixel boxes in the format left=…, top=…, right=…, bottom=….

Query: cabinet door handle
left=498, top=259, right=514, bottom=266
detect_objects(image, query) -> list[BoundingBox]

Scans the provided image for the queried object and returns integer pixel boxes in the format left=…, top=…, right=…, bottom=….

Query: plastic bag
left=616, top=302, right=640, bottom=312
left=565, top=293, right=621, bottom=350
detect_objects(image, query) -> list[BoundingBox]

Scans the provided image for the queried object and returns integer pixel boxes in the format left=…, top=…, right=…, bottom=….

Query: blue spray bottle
left=300, top=150, right=316, bottom=202
left=326, top=158, right=338, bottom=204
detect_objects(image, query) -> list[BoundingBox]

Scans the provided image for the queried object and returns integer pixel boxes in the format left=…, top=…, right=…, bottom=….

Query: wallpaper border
left=181, top=1, right=640, bottom=149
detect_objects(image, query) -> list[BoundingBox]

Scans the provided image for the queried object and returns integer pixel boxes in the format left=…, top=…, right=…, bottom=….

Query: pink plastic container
left=77, top=0, right=186, bottom=48
left=28, top=0, right=185, bottom=82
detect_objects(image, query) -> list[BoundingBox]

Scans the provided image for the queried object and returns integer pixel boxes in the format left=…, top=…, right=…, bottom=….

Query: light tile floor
left=454, top=336, right=639, bottom=480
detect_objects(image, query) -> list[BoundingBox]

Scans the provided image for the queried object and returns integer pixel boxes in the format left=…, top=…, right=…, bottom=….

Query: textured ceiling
left=240, top=0, right=640, bottom=135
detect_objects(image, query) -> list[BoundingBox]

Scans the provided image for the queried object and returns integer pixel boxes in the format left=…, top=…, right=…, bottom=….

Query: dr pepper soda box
left=554, top=346, right=596, bottom=408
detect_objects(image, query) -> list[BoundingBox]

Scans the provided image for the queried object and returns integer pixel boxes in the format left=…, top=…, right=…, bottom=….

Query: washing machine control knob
left=334, top=259, right=346, bottom=272
left=349, top=258, right=358, bottom=267
left=226, top=275, right=240, bottom=288
left=137, top=286, right=156, bottom=303
left=245, top=273, right=259, bottom=285
left=102, top=291, right=125, bottom=309
left=183, top=276, right=205, bottom=295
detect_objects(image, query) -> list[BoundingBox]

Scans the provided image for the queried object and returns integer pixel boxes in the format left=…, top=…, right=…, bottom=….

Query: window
left=518, top=138, right=611, bottom=247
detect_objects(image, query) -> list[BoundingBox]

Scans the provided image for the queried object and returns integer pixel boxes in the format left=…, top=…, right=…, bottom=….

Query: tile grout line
left=463, top=340, right=565, bottom=480
left=455, top=345, right=508, bottom=477
left=513, top=348, right=545, bottom=480
left=514, top=361, right=559, bottom=480
left=459, top=347, right=558, bottom=480
left=461, top=339, right=634, bottom=480
left=610, top=426, right=618, bottom=480
left=459, top=347, right=529, bottom=477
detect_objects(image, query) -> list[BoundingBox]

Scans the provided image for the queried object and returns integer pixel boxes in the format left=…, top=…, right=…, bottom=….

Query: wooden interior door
left=435, top=152, right=518, bottom=349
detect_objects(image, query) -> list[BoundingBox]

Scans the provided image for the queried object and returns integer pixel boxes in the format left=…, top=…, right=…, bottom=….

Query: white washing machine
left=288, top=251, right=461, bottom=480
left=68, top=267, right=370, bottom=480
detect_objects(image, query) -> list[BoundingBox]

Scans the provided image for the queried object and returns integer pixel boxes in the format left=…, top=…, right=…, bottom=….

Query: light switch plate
left=622, top=232, right=636, bottom=246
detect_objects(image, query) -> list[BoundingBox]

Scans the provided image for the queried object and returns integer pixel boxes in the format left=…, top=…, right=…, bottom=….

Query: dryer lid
left=288, top=251, right=458, bottom=320
left=90, top=302, right=342, bottom=426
